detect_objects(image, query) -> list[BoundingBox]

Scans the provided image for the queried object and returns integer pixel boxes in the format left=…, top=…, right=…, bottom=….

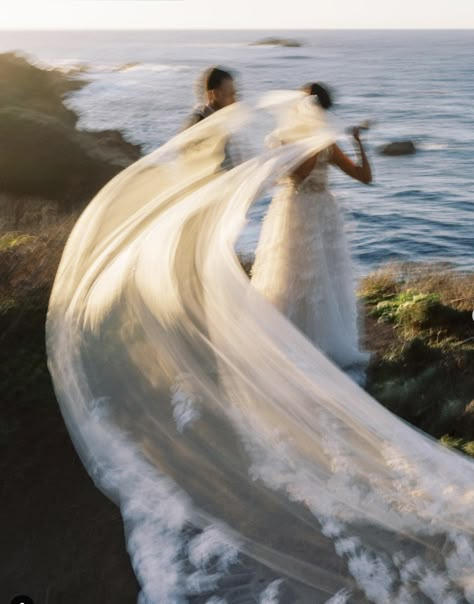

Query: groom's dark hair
left=205, top=66, right=234, bottom=91
left=303, top=82, right=333, bottom=110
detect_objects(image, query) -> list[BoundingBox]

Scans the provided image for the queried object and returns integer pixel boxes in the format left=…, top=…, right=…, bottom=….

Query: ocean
left=1, top=29, right=473, bottom=275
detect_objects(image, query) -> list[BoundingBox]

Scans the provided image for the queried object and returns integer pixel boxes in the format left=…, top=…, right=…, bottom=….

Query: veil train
left=46, top=93, right=474, bottom=604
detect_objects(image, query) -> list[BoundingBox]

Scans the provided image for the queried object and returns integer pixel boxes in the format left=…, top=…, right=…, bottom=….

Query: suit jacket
left=180, top=104, right=236, bottom=170
left=181, top=103, right=216, bottom=130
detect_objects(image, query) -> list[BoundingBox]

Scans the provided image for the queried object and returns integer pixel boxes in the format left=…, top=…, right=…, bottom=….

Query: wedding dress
left=250, top=143, right=369, bottom=384
left=46, top=91, right=474, bottom=604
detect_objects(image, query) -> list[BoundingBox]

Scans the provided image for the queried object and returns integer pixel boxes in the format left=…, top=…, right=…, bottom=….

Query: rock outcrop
left=249, top=37, right=303, bottom=48
left=0, top=52, right=142, bottom=215
left=379, top=141, right=416, bottom=156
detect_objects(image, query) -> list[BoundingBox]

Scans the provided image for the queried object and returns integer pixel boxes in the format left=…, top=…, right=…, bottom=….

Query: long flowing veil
left=46, top=92, right=474, bottom=604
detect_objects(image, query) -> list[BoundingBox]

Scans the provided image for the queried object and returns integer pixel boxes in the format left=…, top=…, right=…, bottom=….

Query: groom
left=181, top=66, right=237, bottom=130
left=181, top=66, right=240, bottom=170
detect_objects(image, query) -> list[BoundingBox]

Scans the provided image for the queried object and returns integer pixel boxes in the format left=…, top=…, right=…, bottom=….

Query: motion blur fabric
left=47, top=92, right=474, bottom=604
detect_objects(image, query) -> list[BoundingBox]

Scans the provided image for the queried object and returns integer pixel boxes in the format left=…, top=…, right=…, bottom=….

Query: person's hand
left=352, top=126, right=361, bottom=142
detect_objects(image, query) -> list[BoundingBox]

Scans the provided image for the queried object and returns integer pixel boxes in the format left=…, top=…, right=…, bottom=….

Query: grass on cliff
left=0, top=217, right=141, bottom=601
left=0, top=219, right=75, bottom=417
left=358, top=262, right=474, bottom=455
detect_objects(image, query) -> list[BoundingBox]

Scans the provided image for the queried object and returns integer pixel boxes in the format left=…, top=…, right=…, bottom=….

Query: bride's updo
left=302, top=82, right=333, bottom=110
left=263, top=86, right=333, bottom=149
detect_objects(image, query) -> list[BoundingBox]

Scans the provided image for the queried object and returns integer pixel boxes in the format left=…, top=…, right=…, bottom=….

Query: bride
left=251, top=82, right=372, bottom=384
left=46, top=86, right=474, bottom=604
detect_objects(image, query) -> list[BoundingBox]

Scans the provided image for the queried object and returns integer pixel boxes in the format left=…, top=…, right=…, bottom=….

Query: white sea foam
left=419, top=143, right=449, bottom=151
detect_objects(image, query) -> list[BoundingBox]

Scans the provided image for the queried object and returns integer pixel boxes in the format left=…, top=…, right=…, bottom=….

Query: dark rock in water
left=0, top=52, right=142, bottom=210
left=250, top=37, right=303, bottom=48
left=379, top=141, right=416, bottom=156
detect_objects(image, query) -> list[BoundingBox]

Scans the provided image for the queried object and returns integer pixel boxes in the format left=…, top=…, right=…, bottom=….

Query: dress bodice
left=277, top=144, right=333, bottom=193
left=297, top=144, right=333, bottom=193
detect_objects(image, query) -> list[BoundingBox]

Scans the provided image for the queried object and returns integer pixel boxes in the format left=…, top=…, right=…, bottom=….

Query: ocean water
left=1, top=29, right=473, bottom=275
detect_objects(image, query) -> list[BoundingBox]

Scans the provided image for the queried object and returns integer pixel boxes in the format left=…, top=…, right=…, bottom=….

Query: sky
left=0, top=0, right=473, bottom=30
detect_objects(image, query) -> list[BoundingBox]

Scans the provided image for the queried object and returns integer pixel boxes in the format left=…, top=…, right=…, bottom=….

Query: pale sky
left=0, top=0, right=473, bottom=30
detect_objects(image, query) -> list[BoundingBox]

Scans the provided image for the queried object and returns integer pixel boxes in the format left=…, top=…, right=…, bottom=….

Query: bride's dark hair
left=302, top=82, right=333, bottom=110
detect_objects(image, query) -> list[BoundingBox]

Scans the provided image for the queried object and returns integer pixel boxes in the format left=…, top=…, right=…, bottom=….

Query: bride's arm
left=330, top=130, right=372, bottom=184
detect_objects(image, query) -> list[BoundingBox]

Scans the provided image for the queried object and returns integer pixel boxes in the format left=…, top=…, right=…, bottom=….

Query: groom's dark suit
left=181, top=103, right=237, bottom=171
left=181, top=103, right=216, bottom=130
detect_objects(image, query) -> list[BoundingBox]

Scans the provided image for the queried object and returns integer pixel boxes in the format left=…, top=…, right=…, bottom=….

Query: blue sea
left=1, top=29, right=473, bottom=275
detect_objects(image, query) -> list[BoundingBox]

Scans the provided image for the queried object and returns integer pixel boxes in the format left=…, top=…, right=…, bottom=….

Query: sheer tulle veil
left=46, top=92, right=474, bottom=603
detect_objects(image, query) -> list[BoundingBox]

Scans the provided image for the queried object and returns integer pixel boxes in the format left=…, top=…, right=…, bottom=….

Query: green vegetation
left=358, top=263, right=474, bottom=450
left=0, top=232, right=36, bottom=250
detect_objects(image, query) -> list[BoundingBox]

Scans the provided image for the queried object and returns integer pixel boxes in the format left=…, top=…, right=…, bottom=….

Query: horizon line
left=1, top=26, right=473, bottom=32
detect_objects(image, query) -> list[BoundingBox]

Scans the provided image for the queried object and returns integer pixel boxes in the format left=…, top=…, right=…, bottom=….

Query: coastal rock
left=0, top=51, right=84, bottom=126
left=249, top=37, right=303, bottom=48
left=0, top=52, right=142, bottom=212
left=379, top=141, right=416, bottom=156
